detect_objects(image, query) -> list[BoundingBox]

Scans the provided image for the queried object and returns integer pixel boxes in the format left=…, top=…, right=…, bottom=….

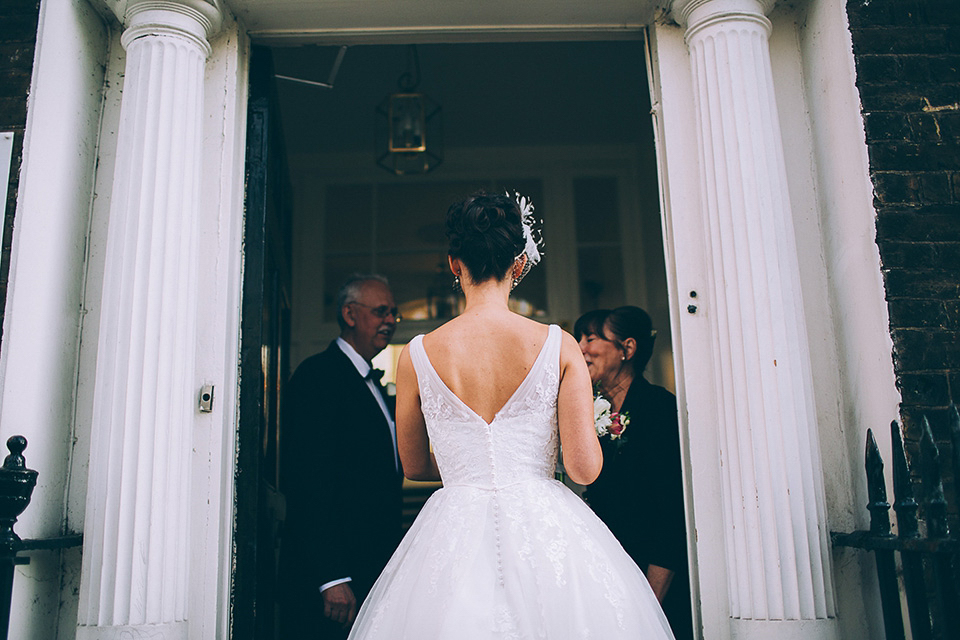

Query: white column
left=670, top=0, right=837, bottom=636
left=77, top=2, right=220, bottom=638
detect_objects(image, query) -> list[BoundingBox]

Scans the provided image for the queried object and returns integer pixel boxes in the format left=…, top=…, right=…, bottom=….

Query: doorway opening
left=273, top=38, right=672, bottom=378
left=236, top=36, right=674, bottom=639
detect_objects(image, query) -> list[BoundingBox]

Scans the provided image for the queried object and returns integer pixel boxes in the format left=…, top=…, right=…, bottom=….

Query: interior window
left=323, top=179, right=548, bottom=324
left=574, top=176, right=625, bottom=311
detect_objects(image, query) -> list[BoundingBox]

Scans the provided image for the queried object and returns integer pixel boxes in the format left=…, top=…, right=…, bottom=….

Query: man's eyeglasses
left=349, top=301, right=402, bottom=322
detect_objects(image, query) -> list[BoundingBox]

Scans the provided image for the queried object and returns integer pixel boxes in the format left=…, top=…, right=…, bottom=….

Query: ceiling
left=226, top=0, right=661, bottom=44
left=270, top=40, right=653, bottom=157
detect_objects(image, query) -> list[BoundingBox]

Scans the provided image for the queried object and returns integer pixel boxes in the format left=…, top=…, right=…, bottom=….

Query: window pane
left=323, top=179, right=549, bottom=323
left=573, top=176, right=620, bottom=244
left=578, top=245, right=624, bottom=311
left=378, top=251, right=459, bottom=321
left=377, top=181, right=478, bottom=253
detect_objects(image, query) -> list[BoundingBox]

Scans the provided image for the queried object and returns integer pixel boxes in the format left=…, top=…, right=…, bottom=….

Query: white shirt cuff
left=319, top=577, right=352, bottom=592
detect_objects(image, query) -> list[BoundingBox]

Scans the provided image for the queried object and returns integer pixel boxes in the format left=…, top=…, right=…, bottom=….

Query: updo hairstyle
left=574, top=306, right=657, bottom=373
left=446, top=191, right=525, bottom=283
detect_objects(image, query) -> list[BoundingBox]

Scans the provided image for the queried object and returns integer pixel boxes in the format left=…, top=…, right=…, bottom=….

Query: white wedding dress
left=348, top=325, right=676, bottom=639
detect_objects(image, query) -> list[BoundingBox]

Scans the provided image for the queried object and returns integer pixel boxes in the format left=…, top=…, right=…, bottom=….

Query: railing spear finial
left=0, top=436, right=38, bottom=640
left=865, top=429, right=892, bottom=536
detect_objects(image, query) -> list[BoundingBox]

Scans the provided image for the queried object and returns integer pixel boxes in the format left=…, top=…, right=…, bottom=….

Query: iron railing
left=832, top=408, right=960, bottom=640
left=0, top=436, right=81, bottom=640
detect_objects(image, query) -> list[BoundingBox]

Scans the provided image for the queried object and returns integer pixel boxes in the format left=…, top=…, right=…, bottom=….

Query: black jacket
left=586, top=377, right=693, bottom=640
left=279, top=341, right=403, bottom=635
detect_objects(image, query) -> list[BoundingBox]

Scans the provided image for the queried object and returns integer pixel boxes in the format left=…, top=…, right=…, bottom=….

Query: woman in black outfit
left=574, top=306, right=693, bottom=640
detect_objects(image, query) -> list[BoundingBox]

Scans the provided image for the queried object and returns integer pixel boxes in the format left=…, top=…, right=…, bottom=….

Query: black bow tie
left=366, top=368, right=385, bottom=383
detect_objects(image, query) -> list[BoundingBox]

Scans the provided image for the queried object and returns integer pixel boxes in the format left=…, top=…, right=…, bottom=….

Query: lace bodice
left=409, top=324, right=562, bottom=489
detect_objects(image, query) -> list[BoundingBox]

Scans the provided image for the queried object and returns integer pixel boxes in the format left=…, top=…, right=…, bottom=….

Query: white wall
left=650, top=1, right=898, bottom=638
left=0, top=1, right=110, bottom=638
left=767, top=3, right=893, bottom=637
left=792, top=0, right=900, bottom=637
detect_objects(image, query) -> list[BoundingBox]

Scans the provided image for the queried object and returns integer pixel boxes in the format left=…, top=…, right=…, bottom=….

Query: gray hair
left=335, top=273, right=390, bottom=330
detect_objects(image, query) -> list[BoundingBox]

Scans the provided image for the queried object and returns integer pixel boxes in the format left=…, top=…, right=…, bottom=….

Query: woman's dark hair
left=446, top=191, right=525, bottom=283
left=574, top=306, right=657, bottom=372
left=573, top=309, right=611, bottom=342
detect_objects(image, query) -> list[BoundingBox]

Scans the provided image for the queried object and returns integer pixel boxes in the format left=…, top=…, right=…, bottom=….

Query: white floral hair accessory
left=510, top=191, right=543, bottom=284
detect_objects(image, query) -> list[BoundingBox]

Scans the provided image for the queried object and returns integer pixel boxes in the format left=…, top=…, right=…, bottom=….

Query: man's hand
left=322, top=582, right=357, bottom=628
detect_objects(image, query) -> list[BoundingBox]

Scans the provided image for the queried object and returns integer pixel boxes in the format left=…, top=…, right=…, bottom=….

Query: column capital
left=120, top=0, right=222, bottom=56
left=670, top=0, right=776, bottom=30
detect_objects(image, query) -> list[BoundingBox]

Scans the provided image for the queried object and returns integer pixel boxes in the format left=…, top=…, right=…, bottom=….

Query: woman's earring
left=453, top=275, right=462, bottom=293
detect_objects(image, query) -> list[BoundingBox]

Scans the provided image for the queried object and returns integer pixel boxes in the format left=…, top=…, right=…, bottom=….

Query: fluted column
left=77, top=2, right=220, bottom=638
left=671, top=0, right=837, bottom=633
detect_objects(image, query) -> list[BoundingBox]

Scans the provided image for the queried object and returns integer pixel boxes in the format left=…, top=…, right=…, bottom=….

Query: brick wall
left=846, top=0, right=960, bottom=524
left=0, top=0, right=40, bottom=350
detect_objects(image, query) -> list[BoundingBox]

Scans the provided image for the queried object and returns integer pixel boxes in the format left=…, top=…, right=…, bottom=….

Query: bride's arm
left=396, top=344, right=441, bottom=481
left=556, top=331, right=603, bottom=485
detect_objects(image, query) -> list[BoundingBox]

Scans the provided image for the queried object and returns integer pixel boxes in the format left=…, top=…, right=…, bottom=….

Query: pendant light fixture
left=375, top=45, right=443, bottom=175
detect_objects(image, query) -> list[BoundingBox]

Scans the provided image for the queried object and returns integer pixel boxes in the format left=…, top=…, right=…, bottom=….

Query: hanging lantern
left=376, top=46, right=443, bottom=175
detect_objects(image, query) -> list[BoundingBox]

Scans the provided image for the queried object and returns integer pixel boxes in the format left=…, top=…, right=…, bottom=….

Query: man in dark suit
left=279, top=274, right=404, bottom=639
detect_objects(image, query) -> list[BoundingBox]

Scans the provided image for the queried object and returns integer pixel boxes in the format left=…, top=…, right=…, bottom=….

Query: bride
left=347, top=191, right=675, bottom=639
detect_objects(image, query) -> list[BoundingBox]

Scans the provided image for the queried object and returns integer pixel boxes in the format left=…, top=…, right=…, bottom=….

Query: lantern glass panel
left=389, top=94, right=427, bottom=153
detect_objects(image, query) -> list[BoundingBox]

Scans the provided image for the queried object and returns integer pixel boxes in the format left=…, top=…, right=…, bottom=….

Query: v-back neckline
left=418, top=326, right=556, bottom=426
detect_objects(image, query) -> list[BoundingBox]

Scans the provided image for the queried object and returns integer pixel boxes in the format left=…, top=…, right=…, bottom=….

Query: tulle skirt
left=348, top=478, right=675, bottom=639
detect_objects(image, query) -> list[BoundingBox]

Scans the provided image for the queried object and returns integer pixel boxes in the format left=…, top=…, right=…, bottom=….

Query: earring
left=453, top=275, right=462, bottom=293
left=511, top=277, right=520, bottom=291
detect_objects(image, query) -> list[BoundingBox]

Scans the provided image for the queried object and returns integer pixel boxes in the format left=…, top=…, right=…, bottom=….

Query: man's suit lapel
left=328, top=343, right=397, bottom=469
left=370, top=379, right=397, bottom=419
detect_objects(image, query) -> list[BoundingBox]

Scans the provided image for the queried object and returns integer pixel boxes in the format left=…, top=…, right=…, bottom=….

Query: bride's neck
left=461, top=278, right=512, bottom=313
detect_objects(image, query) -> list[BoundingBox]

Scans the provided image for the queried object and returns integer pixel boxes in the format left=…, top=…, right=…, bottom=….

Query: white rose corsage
left=594, top=394, right=630, bottom=449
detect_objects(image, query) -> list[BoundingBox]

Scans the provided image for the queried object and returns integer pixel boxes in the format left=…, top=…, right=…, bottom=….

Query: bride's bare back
left=396, top=191, right=599, bottom=485
left=422, top=310, right=550, bottom=424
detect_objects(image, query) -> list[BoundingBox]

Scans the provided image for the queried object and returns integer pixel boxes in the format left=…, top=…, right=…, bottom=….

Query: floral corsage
left=594, top=394, right=629, bottom=450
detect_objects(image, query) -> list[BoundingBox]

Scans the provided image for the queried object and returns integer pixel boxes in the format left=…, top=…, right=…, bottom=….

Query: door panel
left=234, top=45, right=292, bottom=640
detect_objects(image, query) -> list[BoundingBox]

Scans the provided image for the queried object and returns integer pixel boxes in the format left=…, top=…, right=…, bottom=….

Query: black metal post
left=0, top=436, right=37, bottom=640
left=919, top=417, right=959, bottom=638
left=892, top=421, right=931, bottom=640
left=865, top=429, right=906, bottom=640
left=832, top=415, right=960, bottom=640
